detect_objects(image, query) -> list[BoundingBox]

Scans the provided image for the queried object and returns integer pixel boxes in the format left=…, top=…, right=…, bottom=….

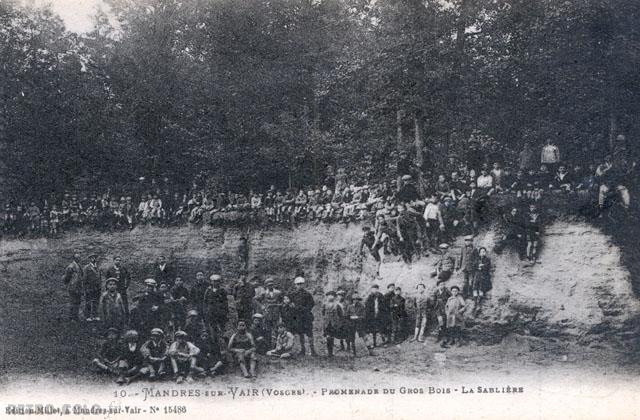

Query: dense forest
left=1, top=0, right=639, bottom=198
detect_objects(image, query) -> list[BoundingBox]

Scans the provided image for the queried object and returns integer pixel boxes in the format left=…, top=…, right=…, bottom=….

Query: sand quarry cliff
left=1, top=220, right=640, bottom=381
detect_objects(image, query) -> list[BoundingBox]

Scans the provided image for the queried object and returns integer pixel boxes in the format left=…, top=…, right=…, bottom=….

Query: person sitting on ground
left=227, top=320, right=257, bottom=378
left=116, top=330, right=144, bottom=385
left=432, top=244, right=455, bottom=281
left=552, top=165, right=573, bottom=191
left=194, top=330, right=225, bottom=377
left=92, top=327, right=121, bottom=376
left=266, top=323, right=296, bottom=359
left=596, top=155, right=632, bottom=212
left=139, top=328, right=168, bottom=380
left=168, top=330, right=201, bottom=384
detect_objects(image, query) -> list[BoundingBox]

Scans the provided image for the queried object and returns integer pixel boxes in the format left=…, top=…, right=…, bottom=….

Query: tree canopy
left=2, top=0, right=640, bottom=199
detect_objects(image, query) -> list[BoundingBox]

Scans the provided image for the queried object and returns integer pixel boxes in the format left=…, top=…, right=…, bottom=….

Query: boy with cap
left=194, top=330, right=225, bottom=376
left=116, top=330, right=144, bottom=385
left=322, top=291, right=343, bottom=357
left=98, top=278, right=126, bottom=332
left=183, top=310, right=206, bottom=342
left=443, top=286, right=466, bottom=347
left=105, top=256, right=130, bottom=318
left=140, top=328, right=168, bottom=380
left=168, top=330, right=201, bottom=383
left=84, top=254, right=102, bottom=322
left=433, top=280, right=451, bottom=343
left=203, top=274, right=229, bottom=337
left=345, top=292, right=373, bottom=356
left=189, top=271, right=209, bottom=314
left=132, top=278, right=163, bottom=337
left=267, top=323, right=296, bottom=359
left=92, top=327, right=121, bottom=376
left=287, top=276, right=317, bottom=356
left=390, top=287, right=407, bottom=344
left=227, top=320, right=257, bottom=378
left=433, top=244, right=455, bottom=282
left=457, top=236, right=478, bottom=298
left=411, top=283, right=431, bottom=343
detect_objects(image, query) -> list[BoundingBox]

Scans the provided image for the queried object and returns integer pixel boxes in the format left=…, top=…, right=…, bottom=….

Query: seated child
left=92, top=327, right=121, bottom=376
left=266, top=323, right=295, bottom=359
left=115, top=330, right=144, bottom=385
left=139, top=328, right=168, bottom=380
left=168, top=330, right=201, bottom=384
left=227, top=320, right=257, bottom=378
left=194, top=330, right=225, bottom=376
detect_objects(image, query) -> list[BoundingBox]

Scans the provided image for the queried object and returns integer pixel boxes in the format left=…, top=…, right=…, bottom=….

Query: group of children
left=5, top=135, right=634, bottom=240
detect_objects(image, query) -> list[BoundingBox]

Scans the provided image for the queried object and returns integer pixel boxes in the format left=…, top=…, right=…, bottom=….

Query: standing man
left=457, top=235, right=478, bottom=298
left=62, top=251, right=84, bottom=321
left=203, top=274, right=229, bottom=338
left=288, top=276, right=317, bottom=356
left=106, top=256, right=131, bottom=318
left=261, top=278, right=283, bottom=349
left=364, top=284, right=387, bottom=347
left=189, top=271, right=209, bottom=315
left=541, top=139, right=560, bottom=172
left=233, top=275, right=255, bottom=323
left=83, top=253, right=102, bottom=322
left=152, top=255, right=175, bottom=288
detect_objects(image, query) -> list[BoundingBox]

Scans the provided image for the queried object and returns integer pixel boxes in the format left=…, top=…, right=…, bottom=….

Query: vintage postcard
left=1, top=0, right=639, bottom=418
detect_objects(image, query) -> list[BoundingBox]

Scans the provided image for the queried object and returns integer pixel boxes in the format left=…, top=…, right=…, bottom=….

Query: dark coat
left=152, top=263, right=176, bottom=287
left=105, top=264, right=130, bottom=292
left=83, top=263, right=102, bottom=295
left=203, top=287, right=229, bottom=326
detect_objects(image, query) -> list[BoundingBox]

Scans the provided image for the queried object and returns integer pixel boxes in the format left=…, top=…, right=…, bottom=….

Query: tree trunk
left=396, top=109, right=404, bottom=153
left=414, top=113, right=425, bottom=196
left=608, top=109, right=617, bottom=152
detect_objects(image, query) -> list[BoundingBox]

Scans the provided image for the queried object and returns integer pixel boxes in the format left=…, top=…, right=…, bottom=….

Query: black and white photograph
left=1, top=0, right=640, bottom=418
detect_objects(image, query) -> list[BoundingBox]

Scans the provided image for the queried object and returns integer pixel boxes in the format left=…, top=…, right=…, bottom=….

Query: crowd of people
left=26, top=135, right=640, bottom=385
left=66, top=246, right=497, bottom=385
left=1, top=136, right=635, bottom=241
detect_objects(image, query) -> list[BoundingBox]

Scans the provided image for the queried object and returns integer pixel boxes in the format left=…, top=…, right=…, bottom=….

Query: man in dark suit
left=83, top=253, right=102, bottom=321
left=364, top=284, right=388, bottom=347
left=62, top=251, right=84, bottom=321
left=152, top=255, right=176, bottom=288
left=105, top=255, right=131, bottom=317
left=203, top=274, right=229, bottom=337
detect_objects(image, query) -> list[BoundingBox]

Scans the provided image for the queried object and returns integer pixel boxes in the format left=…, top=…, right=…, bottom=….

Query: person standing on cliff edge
left=62, top=251, right=84, bottom=321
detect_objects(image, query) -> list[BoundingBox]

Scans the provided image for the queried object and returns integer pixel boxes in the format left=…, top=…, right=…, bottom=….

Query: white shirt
left=477, top=174, right=494, bottom=188
left=423, top=203, right=440, bottom=221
